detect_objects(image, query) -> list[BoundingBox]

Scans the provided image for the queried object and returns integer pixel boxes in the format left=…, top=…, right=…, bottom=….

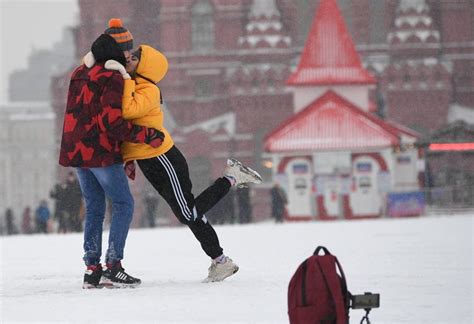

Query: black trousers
left=137, top=146, right=230, bottom=259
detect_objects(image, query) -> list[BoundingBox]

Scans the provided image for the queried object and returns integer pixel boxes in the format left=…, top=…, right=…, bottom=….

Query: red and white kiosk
left=264, top=0, right=423, bottom=220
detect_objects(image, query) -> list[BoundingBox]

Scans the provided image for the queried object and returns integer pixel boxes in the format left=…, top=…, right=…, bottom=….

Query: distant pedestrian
left=219, top=188, right=236, bottom=224
left=5, top=208, right=17, bottom=235
left=270, top=182, right=287, bottom=223
left=143, top=192, right=159, bottom=228
left=236, top=186, right=253, bottom=224
left=65, top=172, right=83, bottom=232
left=50, top=182, right=69, bottom=233
left=21, top=207, right=33, bottom=234
left=35, top=201, right=50, bottom=233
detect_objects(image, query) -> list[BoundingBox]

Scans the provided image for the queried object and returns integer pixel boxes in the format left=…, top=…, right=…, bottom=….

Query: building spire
left=250, top=0, right=280, bottom=18
left=399, top=0, right=428, bottom=12
left=388, top=0, right=440, bottom=46
left=239, top=0, right=291, bottom=48
left=287, top=0, right=375, bottom=86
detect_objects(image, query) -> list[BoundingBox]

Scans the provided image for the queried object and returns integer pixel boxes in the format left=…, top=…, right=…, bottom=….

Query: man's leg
left=89, top=164, right=134, bottom=265
left=76, top=168, right=106, bottom=266
left=89, top=164, right=141, bottom=288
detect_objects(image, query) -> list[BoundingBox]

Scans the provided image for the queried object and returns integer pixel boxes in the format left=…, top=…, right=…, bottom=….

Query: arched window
left=191, top=0, right=214, bottom=51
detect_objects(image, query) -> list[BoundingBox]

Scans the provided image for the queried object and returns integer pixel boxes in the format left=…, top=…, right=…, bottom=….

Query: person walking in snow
left=143, top=191, right=159, bottom=228
left=237, top=186, right=253, bottom=224
left=35, top=201, right=50, bottom=234
left=50, top=181, right=69, bottom=233
left=5, top=208, right=17, bottom=235
left=270, top=182, right=288, bottom=223
left=64, top=172, right=83, bottom=232
left=88, top=43, right=262, bottom=282
left=21, top=207, right=33, bottom=234
left=59, top=19, right=166, bottom=289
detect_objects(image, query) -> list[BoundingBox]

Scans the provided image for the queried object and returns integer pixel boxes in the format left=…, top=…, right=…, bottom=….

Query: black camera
left=350, top=292, right=380, bottom=310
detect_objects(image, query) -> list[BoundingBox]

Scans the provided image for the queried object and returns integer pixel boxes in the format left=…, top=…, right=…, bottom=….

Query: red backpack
left=288, top=246, right=349, bottom=324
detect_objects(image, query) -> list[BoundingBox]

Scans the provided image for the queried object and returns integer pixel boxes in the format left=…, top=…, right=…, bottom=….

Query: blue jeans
left=76, top=164, right=134, bottom=266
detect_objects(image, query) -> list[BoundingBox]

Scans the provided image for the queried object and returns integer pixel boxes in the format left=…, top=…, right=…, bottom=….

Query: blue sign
left=387, top=192, right=425, bottom=217
left=292, top=164, right=308, bottom=174
left=356, top=162, right=372, bottom=172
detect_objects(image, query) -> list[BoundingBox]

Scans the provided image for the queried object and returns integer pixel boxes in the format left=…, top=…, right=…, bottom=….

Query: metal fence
left=423, top=184, right=474, bottom=215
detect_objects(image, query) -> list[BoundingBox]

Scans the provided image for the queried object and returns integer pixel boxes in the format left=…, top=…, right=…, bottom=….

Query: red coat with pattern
left=59, top=64, right=149, bottom=168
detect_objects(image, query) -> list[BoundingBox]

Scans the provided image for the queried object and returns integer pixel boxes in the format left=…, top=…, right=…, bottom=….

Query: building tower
left=382, top=0, right=452, bottom=134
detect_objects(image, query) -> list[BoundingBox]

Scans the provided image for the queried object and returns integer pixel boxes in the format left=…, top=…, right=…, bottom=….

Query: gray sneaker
left=224, top=159, right=263, bottom=186
left=203, top=256, right=239, bottom=283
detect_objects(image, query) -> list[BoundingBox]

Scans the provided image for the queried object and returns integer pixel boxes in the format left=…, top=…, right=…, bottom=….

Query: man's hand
left=145, top=128, right=165, bottom=148
left=105, top=60, right=131, bottom=80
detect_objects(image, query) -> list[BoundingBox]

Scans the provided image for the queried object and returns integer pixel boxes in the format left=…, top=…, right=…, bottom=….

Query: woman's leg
left=137, top=146, right=230, bottom=259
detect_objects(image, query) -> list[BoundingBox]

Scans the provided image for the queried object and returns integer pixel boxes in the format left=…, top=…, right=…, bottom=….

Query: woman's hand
left=105, top=60, right=131, bottom=80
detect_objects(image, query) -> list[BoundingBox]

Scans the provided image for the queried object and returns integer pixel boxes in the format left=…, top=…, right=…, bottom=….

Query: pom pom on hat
left=108, top=18, right=123, bottom=28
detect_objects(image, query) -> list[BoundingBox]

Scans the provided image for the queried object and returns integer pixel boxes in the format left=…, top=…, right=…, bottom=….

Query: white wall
left=0, top=102, right=56, bottom=225
left=392, top=148, right=420, bottom=192
left=290, top=85, right=372, bottom=113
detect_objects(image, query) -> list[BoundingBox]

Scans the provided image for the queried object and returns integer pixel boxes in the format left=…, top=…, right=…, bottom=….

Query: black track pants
left=137, top=146, right=231, bottom=259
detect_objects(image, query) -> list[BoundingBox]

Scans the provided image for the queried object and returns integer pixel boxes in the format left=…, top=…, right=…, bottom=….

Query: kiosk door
left=286, top=159, right=313, bottom=217
left=351, top=156, right=382, bottom=216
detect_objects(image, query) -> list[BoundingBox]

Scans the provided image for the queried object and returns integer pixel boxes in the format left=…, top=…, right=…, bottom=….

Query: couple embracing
left=58, top=19, right=262, bottom=289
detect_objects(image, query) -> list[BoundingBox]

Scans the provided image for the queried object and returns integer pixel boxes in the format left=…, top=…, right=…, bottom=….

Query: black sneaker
left=83, top=264, right=103, bottom=289
left=100, top=262, right=141, bottom=288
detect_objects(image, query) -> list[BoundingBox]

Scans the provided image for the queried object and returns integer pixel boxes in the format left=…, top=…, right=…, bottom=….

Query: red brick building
left=51, top=0, right=474, bottom=220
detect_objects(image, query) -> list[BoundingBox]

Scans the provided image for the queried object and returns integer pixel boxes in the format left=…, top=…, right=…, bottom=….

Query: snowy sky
left=0, top=0, right=79, bottom=103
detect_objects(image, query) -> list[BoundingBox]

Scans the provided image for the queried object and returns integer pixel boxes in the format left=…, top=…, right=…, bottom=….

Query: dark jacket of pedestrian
left=271, top=184, right=288, bottom=222
left=50, top=183, right=69, bottom=232
left=5, top=208, right=17, bottom=235
left=65, top=175, right=83, bottom=232
left=237, top=187, right=252, bottom=224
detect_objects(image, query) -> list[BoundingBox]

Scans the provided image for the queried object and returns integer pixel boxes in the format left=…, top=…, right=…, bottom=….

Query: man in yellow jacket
left=104, top=44, right=263, bottom=282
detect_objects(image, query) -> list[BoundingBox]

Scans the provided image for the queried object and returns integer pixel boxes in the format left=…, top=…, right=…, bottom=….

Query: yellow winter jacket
left=121, top=45, right=174, bottom=162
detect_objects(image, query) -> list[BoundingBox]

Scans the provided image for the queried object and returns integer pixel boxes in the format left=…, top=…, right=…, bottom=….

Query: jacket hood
left=135, top=45, right=168, bottom=84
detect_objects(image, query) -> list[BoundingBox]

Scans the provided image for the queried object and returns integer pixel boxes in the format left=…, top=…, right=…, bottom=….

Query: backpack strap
left=317, top=256, right=349, bottom=324
left=314, top=246, right=331, bottom=256
left=300, top=259, right=308, bottom=306
left=334, top=257, right=349, bottom=309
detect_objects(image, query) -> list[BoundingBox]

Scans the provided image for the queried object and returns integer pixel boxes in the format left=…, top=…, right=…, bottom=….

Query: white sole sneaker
left=225, top=159, right=263, bottom=186
left=100, top=277, right=141, bottom=289
left=82, top=283, right=104, bottom=289
left=203, top=257, right=240, bottom=283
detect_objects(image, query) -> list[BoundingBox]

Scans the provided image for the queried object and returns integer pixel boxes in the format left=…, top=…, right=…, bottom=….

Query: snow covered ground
left=1, top=215, right=472, bottom=323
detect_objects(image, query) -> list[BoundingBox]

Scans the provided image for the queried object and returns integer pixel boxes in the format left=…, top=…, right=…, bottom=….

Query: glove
left=83, top=51, right=95, bottom=68
left=124, top=161, right=136, bottom=180
left=145, top=128, right=165, bottom=148
left=105, top=60, right=131, bottom=80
